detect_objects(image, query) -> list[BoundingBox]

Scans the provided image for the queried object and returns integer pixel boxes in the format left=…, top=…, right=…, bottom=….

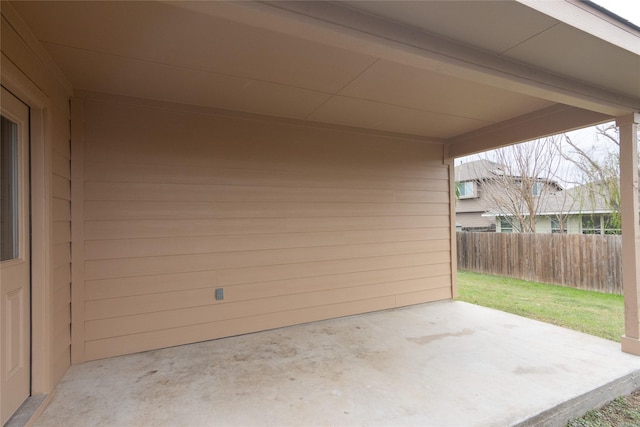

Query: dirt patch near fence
left=567, top=389, right=640, bottom=426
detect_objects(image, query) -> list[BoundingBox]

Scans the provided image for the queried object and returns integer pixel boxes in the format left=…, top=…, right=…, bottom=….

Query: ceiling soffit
left=258, top=1, right=639, bottom=114
left=8, top=1, right=638, bottom=141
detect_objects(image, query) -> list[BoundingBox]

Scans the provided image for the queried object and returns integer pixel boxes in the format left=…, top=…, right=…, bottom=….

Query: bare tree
left=477, top=137, right=570, bottom=233
left=560, top=123, right=630, bottom=232
left=460, top=123, right=637, bottom=234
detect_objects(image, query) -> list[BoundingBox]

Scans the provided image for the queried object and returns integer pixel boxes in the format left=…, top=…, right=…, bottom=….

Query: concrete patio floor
left=32, top=301, right=640, bottom=427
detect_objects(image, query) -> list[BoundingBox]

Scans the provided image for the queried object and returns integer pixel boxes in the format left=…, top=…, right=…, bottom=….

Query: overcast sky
left=593, top=0, right=640, bottom=27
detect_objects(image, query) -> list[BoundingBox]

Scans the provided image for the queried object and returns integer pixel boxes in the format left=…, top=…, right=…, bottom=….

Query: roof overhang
left=6, top=0, right=640, bottom=156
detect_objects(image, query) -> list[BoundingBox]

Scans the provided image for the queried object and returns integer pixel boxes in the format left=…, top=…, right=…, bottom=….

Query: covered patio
left=1, top=1, right=640, bottom=425
left=29, top=301, right=640, bottom=427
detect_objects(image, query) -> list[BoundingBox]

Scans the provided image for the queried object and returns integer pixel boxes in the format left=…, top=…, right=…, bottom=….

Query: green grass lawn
left=456, top=271, right=634, bottom=426
left=455, top=270, right=624, bottom=342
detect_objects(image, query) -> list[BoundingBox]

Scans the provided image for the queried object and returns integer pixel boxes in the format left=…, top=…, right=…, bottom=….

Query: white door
left=0, top=86, right=31, bottom=425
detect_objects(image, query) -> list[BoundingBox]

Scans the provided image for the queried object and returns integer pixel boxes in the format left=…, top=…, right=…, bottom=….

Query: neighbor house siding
left=536, top=217, right=553, bottom=234
left=567, top=217, right=582, bottom=234
left=455, top=194, right=485, bottom=213
left=456, top=212, right=494, bottom=229
left=75, top=94, right=453, bottom=361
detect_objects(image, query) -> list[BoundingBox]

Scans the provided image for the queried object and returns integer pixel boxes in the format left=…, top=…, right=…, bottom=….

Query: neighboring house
left=455, top=160, right=620, bottom=235
left=2, top=1, right=640, bottom=424
left=491, top=183, right=621, bottom=234
left=455, top=160, right=501, bottom=231
left=455, top=160, right=562, bottom=232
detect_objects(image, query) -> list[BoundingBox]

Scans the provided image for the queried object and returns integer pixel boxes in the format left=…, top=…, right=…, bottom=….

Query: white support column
left=619, top=112, right=640, bottom=355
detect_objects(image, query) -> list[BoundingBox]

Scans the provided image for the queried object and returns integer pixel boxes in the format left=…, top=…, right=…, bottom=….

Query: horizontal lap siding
left=81, top=98, right=452, bottom=360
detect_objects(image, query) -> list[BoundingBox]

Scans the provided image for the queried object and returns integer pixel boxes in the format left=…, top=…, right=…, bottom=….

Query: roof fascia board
left=518, top=0, right=640, bottom=54
left=446, top=105, right=611, bottom=158
left=165, top=1, right=640, bottom=116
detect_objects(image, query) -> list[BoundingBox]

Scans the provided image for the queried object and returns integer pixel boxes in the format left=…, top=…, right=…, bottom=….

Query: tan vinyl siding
left=51, top=105, right=71, bottom=384
left=79, top=95, right=453, bottom=360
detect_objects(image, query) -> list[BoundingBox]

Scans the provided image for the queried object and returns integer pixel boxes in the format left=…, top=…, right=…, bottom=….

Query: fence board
left=456, top=232, right=622, bottom=294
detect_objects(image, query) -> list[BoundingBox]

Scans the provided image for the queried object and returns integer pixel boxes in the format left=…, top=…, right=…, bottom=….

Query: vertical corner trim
left=70, top=97, right=85, bottom=364
left=445, top=147, right=458, bottom=298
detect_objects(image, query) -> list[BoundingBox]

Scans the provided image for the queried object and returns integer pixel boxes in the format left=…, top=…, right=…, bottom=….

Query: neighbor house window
left=550, top=218, right=566, bottom=234
left=456, top=181, right=475, bottom=199
left=581, top=215, right=601, bottom=235
left=500, top=218, right=513, bottom=233
left=532, top=182, right=543, bottom=196
left=603, top=215, right=621, bottom=235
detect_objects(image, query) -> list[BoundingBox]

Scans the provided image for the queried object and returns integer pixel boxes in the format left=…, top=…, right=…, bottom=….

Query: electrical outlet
left=215, top=288, right=224, bottom=301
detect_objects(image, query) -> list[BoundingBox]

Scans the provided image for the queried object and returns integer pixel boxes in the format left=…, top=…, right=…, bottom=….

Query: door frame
left=2, top=60, right=56, bottom=406
left=1, top=84, right=32, bottom=425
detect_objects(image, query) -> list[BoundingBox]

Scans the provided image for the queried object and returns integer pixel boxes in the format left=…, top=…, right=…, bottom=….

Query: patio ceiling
left=10, top=1, right=640, bottom=154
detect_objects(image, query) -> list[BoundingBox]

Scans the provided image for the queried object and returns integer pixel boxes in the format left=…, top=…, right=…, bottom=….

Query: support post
left=619, top=112, right=640, bottom=355
left=444, top=144, right=457, bottom=298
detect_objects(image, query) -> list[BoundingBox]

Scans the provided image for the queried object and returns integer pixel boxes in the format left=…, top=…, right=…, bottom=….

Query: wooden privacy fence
left=457, top=232, right=622, bottom=294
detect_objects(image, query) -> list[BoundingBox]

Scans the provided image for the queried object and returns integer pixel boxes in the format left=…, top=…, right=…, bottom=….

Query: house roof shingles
left=455, top=159, right=504, bottom=182
left=455, top=160, right=614, bottom=217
